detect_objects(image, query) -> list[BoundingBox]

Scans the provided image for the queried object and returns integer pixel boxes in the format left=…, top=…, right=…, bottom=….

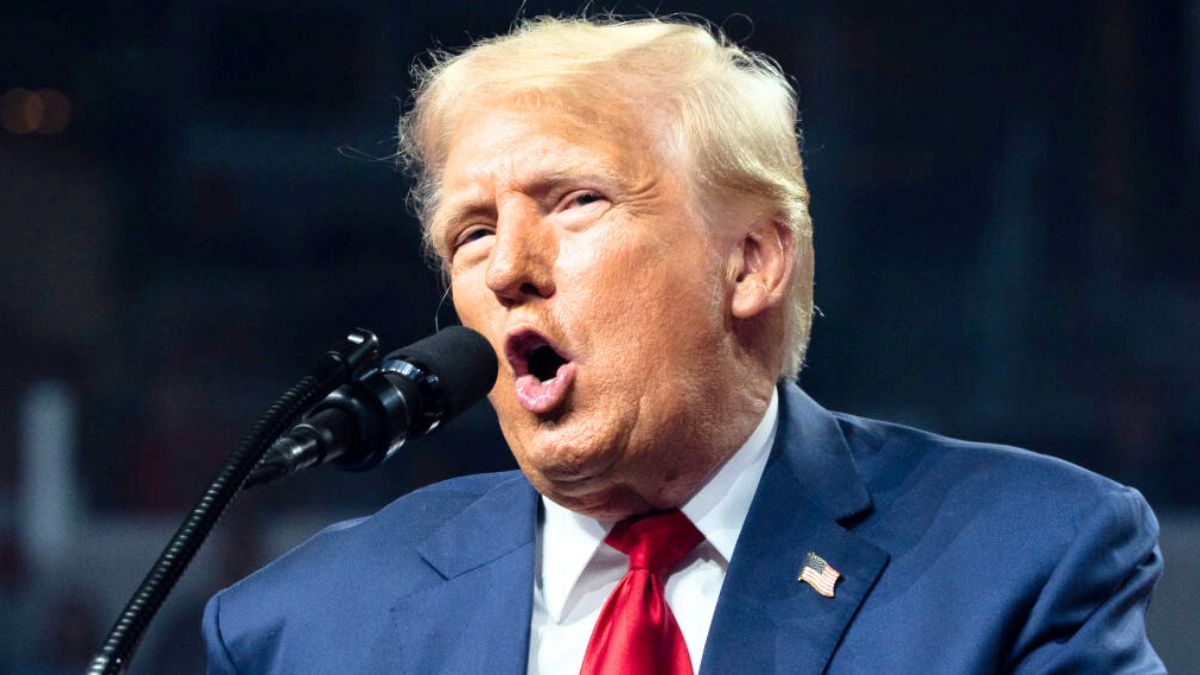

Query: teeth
left=541, top=377, right=554, bottom=386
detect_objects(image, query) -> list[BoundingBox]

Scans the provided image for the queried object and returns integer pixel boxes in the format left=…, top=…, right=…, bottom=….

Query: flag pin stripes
left=798, top=551, right=840, bottom=598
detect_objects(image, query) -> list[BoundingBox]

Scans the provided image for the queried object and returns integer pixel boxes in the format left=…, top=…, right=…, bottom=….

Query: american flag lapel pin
left=798, top=551, right=841, bottom=598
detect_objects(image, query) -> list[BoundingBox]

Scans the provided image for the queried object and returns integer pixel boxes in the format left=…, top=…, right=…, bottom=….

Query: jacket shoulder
left=832, top=410, right=1159, bottom=595
left=829, top=413, right=1163, bottom=672
left=203, top=470, right=528, bottom=673
left=236, top=469, right=524, bottom=588
left=834, top=412, right=1148, bottom=518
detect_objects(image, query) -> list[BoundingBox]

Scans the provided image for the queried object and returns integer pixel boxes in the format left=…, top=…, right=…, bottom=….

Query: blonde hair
left=398, top=15, right=815, bottom=379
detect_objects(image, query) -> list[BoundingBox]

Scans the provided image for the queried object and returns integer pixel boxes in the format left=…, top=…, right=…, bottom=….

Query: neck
left=562, top=375, right=776, bottom=521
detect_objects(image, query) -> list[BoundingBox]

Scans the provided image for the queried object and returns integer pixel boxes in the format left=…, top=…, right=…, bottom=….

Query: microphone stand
left=86, top=329, right=380, bottom=675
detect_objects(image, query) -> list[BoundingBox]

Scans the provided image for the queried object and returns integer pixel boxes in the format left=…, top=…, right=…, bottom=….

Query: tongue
left=515, top=362, right=576, bottom=414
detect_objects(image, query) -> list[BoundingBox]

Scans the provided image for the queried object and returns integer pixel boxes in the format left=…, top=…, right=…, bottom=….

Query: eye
left=565, top=191, right=605, bottom=209
left=451, top=225, right=493, bottom=255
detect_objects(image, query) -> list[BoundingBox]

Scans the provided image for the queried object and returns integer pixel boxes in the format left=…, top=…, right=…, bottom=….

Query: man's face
left=431, top=100, right=741, bottom=517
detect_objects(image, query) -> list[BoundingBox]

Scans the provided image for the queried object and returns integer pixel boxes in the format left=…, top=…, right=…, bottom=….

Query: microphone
left=245, top=326, right=497, bottom=488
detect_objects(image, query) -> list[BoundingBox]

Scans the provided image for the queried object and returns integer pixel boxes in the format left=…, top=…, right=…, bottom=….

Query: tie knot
left=604, top=510, right=704, bottom=575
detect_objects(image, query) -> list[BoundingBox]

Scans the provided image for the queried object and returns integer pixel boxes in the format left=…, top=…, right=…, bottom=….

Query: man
left=203, top=16, right=1164, bottom=674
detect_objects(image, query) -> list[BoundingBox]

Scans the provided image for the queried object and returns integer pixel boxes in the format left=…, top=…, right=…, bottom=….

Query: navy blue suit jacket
left=203, top=383, right=1165, bottom=673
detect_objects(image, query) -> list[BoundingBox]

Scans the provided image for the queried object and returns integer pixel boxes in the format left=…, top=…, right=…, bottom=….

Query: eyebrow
left=429, top=161, right=628, bottom=242
left=532, top=164, right=626, bottom=192
left=428, top=181, right=491, bottom=240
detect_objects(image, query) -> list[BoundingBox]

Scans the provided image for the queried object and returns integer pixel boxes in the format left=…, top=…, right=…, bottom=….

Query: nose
left=485, top=199, right=556, bottom=305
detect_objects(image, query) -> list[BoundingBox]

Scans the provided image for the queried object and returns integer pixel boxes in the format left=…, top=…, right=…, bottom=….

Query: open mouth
left=527, top=343, right=568, bottom=383
left=505, top=329, right=577, bottom=414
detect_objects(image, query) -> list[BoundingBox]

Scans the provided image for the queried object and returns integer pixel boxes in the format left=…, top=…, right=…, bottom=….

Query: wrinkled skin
left=429, top=100, right=793, bottom=520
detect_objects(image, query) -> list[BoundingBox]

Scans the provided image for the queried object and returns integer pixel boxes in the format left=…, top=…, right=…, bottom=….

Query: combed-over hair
left=398, top=15, right=815, bottom=379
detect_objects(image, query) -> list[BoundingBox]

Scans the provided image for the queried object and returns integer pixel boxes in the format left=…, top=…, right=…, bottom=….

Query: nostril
left=486, top=267, right=551, bottom=303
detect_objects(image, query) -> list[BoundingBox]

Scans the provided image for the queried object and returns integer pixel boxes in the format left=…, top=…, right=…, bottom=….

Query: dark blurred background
left=1, top=0, right=1197, bottom=672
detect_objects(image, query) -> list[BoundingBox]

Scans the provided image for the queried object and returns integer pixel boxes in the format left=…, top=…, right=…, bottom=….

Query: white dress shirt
left=527, top=389, right=779, bottom=674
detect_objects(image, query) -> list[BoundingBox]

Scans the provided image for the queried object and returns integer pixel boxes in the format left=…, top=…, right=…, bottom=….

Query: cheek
left=561, top=230, right=723, bottom=361
left=450, top=263, right=488, bottom=315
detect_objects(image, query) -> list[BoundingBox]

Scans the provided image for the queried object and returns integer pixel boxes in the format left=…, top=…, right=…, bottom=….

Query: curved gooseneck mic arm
left=86, top=329, right=380, bottom=675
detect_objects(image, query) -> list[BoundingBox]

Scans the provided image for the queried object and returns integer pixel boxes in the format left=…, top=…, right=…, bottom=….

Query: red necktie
left=579, top=510, right=705, bottom=675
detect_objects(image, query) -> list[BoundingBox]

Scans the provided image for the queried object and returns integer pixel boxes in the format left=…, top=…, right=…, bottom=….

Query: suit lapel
left=700, top=384, right=890, bottom=675
left=378, top=475, right=539, bottom=674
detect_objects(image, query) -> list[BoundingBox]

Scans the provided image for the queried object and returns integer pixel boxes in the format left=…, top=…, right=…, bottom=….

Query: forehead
left=445, top=106, right=631, bottom=186
left=428, top=100, right=676, bottom=228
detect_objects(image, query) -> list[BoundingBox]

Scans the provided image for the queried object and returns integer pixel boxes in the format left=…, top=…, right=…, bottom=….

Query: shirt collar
left=538, top=387, right=779, bottom=621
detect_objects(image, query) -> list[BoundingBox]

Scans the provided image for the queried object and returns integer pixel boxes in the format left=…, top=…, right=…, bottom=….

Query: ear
left=730, top=217, right=796, bottom=320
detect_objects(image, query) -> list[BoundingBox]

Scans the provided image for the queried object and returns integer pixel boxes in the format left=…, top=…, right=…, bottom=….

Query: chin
left=503, top=394, right=627, bottom=468
left=519, top=437, right=621, bottom=488
left=540, top=483, right=653, bottom=521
